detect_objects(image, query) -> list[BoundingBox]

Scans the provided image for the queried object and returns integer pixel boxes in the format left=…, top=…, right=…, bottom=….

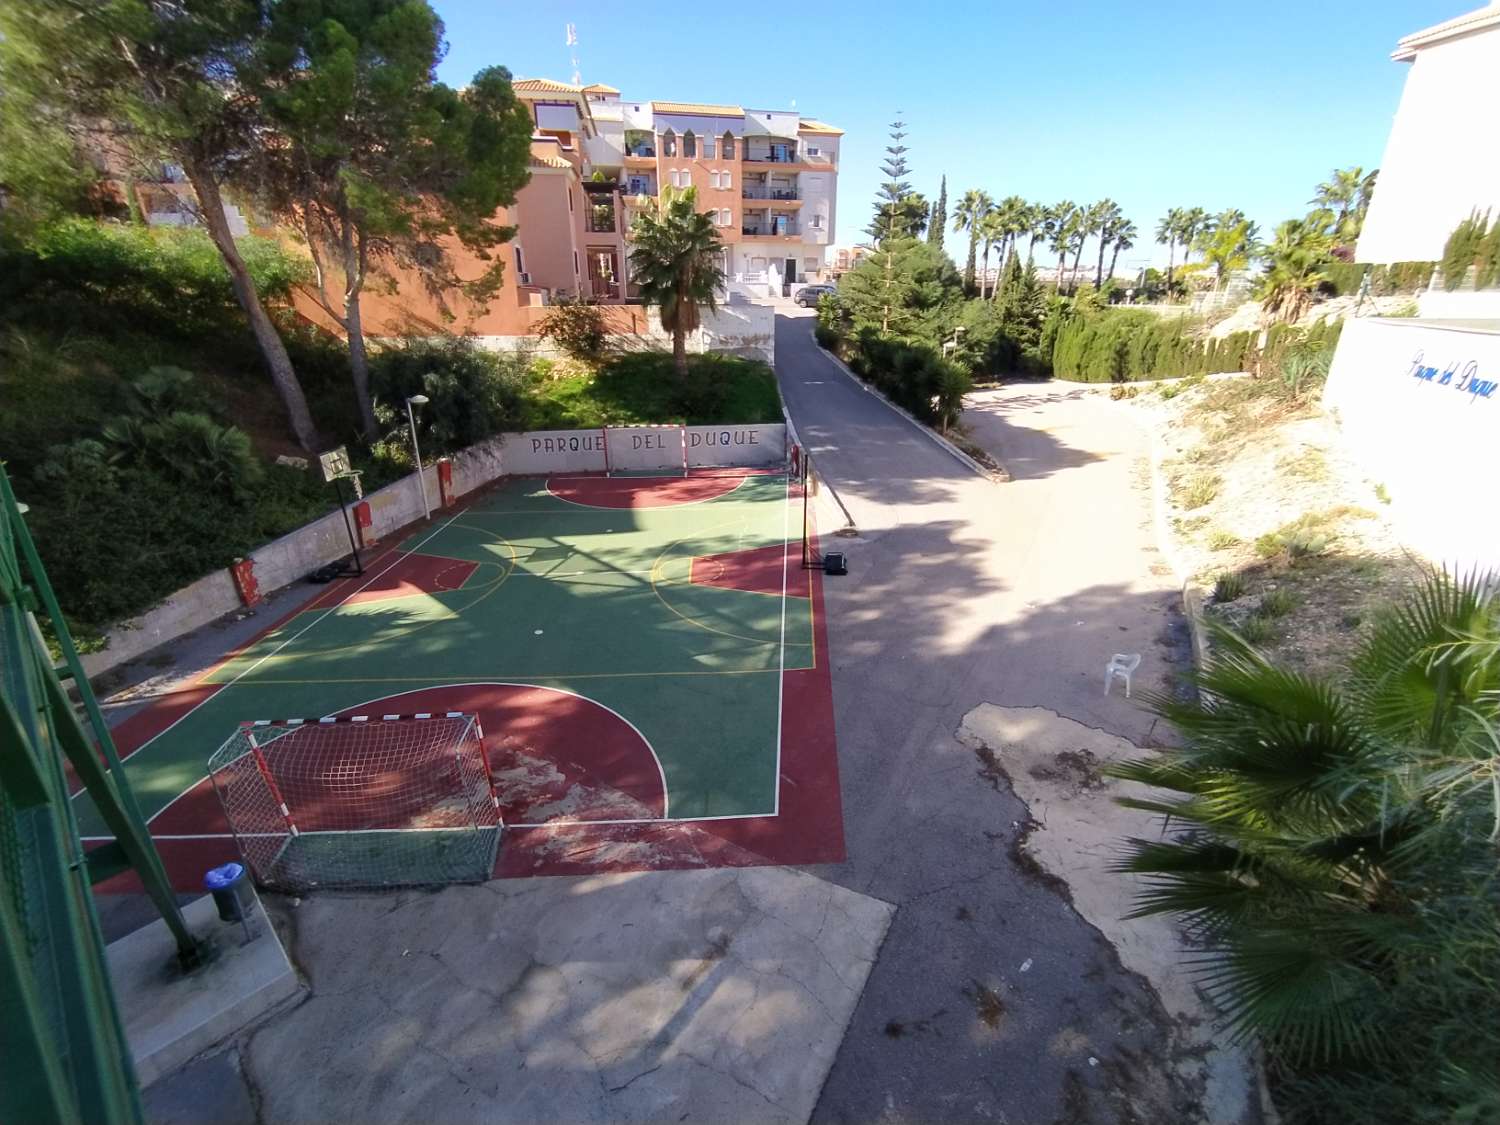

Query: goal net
left=207, top=713, right=500, bottom=892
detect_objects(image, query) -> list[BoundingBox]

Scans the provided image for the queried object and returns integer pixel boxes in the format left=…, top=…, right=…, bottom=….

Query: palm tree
left=992, top=195, right=1029, bottom=272
left=1108, top=568, right=1500, bottom=1078
left=1069, top=202, right=1104, bottom=293
left=1023, top=201, right=1047, bottom=263
left=1258, top=218, right=1333, bottom=323
left=628, top=185, right=726, bottom=378
left=977, top=210, right=1005, bottom=299
left=1090, top=199, right=1123, bottom=289
left=1106, top=218, right=1137, bottom=287
left=1178, top=207, right=1210, bottom=262
left=1310, top=166, right=1365, bottom=234
left=1048, top=201, right=1078, bottom=293
left=1155, top=207, right=1186, bottom=297
left=952, top=189, right=993, bottom=294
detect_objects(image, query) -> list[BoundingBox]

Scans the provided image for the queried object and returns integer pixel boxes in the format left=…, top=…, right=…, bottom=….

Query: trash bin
left=204, top=862, right=256, bottom=923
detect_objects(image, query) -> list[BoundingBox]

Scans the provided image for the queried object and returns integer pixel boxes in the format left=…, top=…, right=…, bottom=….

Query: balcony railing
left=585, top=205, right=616, bottom=233
left=741, top=187, right=799, bottom=201
left=742, top=222, right=800, bottom=237
left=625, top=145, right=656, bottom=158
left=742, top=149, right=799, bottom=164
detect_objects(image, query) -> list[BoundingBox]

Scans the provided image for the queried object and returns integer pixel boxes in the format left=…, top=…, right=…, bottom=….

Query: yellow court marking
left=224, top=542, right=518, bottom=668
left=648, top=514, right=813, bottom=649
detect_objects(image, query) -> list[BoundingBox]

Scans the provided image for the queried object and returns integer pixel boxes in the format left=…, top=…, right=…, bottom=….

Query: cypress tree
left=928, top=175, right=947, bottom=250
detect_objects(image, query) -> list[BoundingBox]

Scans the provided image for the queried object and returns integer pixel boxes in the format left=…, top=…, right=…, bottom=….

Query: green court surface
left=84, top=470, right=817, bottom=846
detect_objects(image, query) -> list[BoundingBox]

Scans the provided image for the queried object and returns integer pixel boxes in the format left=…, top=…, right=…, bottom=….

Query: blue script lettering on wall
left=1407, top=351, right=1495, bottom=403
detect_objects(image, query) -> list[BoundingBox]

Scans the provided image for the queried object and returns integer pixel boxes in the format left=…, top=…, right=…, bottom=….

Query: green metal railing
left=1, top=464, right=204, bottom=1123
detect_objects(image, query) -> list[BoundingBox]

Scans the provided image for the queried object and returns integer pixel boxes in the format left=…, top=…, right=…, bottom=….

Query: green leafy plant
left=1209, top=529, right=1240, bottom=550
left=537, top=297, right=610, bottom=364
left=628, top=186, right=726, bottom=378
left=1237, top=614, right=1274, bottom=643
left=1257, top=587, right=1298, bottom=618
left=1440, top=210, right=1490, bottom=291
left=1107, top=569, right=1500, bottom=1123
left=1181, top=473, right=1220, bottom=510
left=1213, top=571, right=1246, bottom=602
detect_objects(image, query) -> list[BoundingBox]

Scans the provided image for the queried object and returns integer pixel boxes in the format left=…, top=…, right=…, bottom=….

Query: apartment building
left=512, top=78, right=842, bottom=301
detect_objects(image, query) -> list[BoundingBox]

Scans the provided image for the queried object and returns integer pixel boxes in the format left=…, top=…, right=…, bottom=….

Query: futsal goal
left=207, top=713, right=501, bottom=892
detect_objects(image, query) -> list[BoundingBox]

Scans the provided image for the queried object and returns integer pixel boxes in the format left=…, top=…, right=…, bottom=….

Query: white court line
left=145, top=679, right=672, bottom=825
left=542, top=473, right=753, bottom=511
left=773, top=470, right=790, bottom=817
left=82, top=806, right=779, bottom=843
left=73, top=514, right=462, bottom=806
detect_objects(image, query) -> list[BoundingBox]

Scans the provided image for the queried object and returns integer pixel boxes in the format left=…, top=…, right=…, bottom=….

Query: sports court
left=85, top=465, right=842, bottom=888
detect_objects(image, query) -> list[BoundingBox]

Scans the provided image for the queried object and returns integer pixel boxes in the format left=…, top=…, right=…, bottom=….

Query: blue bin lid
left=204, top=862, right=246, bottom=890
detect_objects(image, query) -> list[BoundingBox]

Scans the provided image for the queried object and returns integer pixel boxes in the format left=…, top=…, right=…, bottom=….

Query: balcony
left=742, top=186, right=799, bottom=201
left=742, top=221, right=800, bottom=239
left=742, top=147, right=799, bottom=165
left=584, top=202, right=616, bottom=234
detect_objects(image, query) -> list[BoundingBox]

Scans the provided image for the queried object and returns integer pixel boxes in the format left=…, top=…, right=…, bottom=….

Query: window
left=719, top=171, right=732, bottom=190
left=568, top=188, right=574, bottom=212
left=704, top=135, right=715, bottom=158
left=811, top=214, right=823, bottom=229
left=683, top=130, right=696, bottom=158
left=807, top=146, right=820, bottom=157
left=721, top=132, right=735, bottom=159
left=514, top=245, right=525, bottom=275
left=573, top=250, right=579, bottom=275
left=720, top=208, right=731, bottom=226
left=662, top=128, right=676, bottom=157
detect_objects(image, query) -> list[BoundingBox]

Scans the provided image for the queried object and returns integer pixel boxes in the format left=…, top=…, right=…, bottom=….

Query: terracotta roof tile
left=651, top=100, right=744, bottom=117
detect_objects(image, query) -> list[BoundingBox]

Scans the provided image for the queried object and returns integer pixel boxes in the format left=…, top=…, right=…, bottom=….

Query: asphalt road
left=776, top=311, right=1205, bottom=1124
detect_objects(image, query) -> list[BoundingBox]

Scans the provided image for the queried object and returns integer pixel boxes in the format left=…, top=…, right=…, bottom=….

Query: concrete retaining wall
left=1324, top=317, right=1500, bottom=570
left=81, top=421, right=786, bottom=678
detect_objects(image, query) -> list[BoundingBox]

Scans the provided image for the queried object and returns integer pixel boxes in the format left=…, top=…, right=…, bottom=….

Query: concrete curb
left=1135, top=399, right=1213, bottom=675
left=812, top=340, right=992, bottom=480
left=778, top=390, right=857, bottom=535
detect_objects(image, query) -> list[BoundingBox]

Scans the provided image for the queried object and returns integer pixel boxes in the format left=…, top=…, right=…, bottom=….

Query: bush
left=1440, top=210, right=1490, bottom=291
left=1322, top=260, right=1436, bottom=297
left=536, top=297, right=609, bottom=363
left=813, top=322, right=841, bottom=351
left=369, top=337, right=528, bottom=455
left=1213, top=571, right=1246, bottom=601
left=844, top=329, right=966, bottom=424
left=0, top=218, right=310, bottom=339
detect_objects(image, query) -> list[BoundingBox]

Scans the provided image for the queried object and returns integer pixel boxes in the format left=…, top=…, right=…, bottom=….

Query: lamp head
left=407, top=394, right=430, bottom=406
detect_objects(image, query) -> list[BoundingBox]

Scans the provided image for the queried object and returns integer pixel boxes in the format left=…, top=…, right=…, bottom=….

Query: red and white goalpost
left=207, top=713, right=500, bottom=892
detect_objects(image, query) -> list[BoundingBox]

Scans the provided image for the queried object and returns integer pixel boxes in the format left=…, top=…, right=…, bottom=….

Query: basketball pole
left=332, top=475, right=364, bottom=576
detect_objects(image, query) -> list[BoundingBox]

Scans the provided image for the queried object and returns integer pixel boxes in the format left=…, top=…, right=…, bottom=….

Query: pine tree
left=869, top=118, right=913, bottom=246
left=928, top=175, right=947, bottom=250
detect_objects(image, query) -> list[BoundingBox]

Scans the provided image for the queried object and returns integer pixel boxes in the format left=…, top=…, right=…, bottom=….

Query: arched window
left=662, top=128, right=676, bottom=157
left=682, top=130, right=696, bottom=158
left=721, top=132, right=735, bottom=159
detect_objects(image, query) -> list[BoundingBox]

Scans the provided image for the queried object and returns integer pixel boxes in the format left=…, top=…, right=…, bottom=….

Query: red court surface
left=691, top=543, right=811, bottom=598
left=545, top=472, right=749, bottom=508
left=90, top=471, right=843, bottom=890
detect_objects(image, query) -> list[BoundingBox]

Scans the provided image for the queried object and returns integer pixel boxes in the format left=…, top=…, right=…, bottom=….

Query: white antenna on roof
left=565, top=23, right=581, bottom=86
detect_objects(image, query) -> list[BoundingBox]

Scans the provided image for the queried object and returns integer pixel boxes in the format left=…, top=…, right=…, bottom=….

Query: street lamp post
left=406, top=393, right=431, bottom=520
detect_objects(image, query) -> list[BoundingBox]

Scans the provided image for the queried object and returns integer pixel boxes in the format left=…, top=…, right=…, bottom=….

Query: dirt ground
left=1117, top=371, right=1427, bottom=675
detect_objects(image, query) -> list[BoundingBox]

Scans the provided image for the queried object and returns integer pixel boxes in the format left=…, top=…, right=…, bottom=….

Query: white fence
left=1323, top=317, right=1500, bottom=571
left=80, top=423, right=786, bottom=677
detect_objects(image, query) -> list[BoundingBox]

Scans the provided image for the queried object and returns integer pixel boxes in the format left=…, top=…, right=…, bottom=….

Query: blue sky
left=432, top=0, right=1464, bottom=269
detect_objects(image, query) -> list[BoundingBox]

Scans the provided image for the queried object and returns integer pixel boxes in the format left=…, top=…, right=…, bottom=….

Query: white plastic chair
left=1104, top=653, right=1142, bottom=698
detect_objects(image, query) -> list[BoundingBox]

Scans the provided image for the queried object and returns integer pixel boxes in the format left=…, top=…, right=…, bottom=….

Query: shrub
left=1440, top=210, right=1490, bottom=291
left=1238, top=614, right=1274, bottom=643
left=1257, top=587, right=1298, bottom=618
left=844, top=329, right=965, bottom=424
left=1181, top=473, right=1220, bottom=510
left=536, top=297, right=609, bottom=363
left=1280, top=346, right=1334, bottom=401
left=1213, top=571, right=1246, bottom=601
left=813, top=322, right=841, bottom=350
left=1208, top=529, right=1240, bottom=550
left=369, top=337, right=528, bottom=455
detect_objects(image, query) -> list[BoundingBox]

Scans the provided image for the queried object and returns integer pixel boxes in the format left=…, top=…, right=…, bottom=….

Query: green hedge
left=1323, top=260, right=1436, bottom=297
left=1051, top=312, right=1260, bottom=383
left=843, top=329, right=968, bottom=423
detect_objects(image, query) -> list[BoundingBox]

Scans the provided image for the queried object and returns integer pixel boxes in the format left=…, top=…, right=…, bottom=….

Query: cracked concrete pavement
left=244, top=868, right=892, bottom=1123
left=779, top=316, right=1254, bottom=1123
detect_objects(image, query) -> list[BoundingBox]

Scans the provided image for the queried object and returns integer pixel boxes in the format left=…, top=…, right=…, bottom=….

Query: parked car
left=794, top=284, right=837, bottom=308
